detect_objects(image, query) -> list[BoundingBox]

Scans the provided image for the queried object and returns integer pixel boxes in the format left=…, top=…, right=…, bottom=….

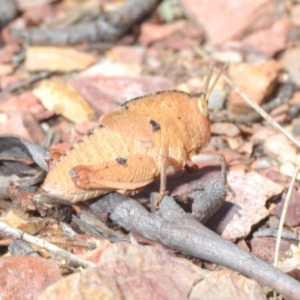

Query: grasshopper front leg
left=153, top=155, right=183, bottom=209
left=152, top=155, right=168, bottom=209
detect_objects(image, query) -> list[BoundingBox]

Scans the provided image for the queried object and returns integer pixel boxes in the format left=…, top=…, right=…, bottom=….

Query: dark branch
left=13, top=0, right=162, bottom=45
left=90, top=179, right=300, bottom=300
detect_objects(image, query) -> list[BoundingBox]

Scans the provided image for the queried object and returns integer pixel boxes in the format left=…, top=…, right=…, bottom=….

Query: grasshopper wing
left=100, top=110, right=156, bottom=144
left=70, top=154, right=158, bottom=190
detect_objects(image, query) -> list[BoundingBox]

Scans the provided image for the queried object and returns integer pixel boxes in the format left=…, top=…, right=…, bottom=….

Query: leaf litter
left=1, top=0, right=300, bottom=299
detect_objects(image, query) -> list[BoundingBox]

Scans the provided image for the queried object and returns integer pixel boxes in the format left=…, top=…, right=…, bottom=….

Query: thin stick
left=273, top=166, right=299, bottom=299
left=0, top=71, right=50, bottom=98
left=0, top=221, right=95, bottom=268
left=224, top=75, right=300, bottom=149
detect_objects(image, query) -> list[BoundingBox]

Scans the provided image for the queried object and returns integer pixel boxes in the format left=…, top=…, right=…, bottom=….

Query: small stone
left=25, top=46, right=97, bottom=72
left=251, top=157, right=275, bottom=170
left=181, top=0, right=276, bottom=46
left=251, top=126, right=277, bottom=142
left=280, top=48, right=300, bottom=85
left=39, top=243, right=207, bottom=300
left=280, top=161, right=297, bottom=178
left=291, top=5, right=300, bottom=26
left=71, top=75, right=174, bottom=116
left=264, top=169, right=292, bottom=188
left=211, top=50, right=243, bottom=64
left=271, top=188, right=300, bottom=227
left=109, top=46, right=146, bottom=65
left=207, top=171, right=283, bottom=241
left=139, top=20, right=186, bottom=45
left=17, top=0, right=55, bottom=11
left=225, top=136, right=244, bottom=150
left=292, top=119, right=300, bottom=136
left=251, top=237, right=295, bottom=264
left=289, top=91, right=300, bottom=106
left=211, top=122, right=241, bottom=137
left=208, top=89, right=227, bottom=110
left=159, top=33, right=199, bottom=50
left=190, top=270, right=266, bottom=299
left=80, top=57, right=141, bottom=78
left=0, top=74, right=20, bottom=89
left=264, top=133, right=297, bottom=163
left=228, top=61, right=281, bottom=114
left=0, top=64, right=14, bottom=75
left=0, top=43, right=21, bottom=64
left=0, top=256, right=61, bottom=300
left=241, top=19, right=291, bottom=57
left=269, top=104, right=289, bottom=123
left=236, top=141, right=254, bottom=157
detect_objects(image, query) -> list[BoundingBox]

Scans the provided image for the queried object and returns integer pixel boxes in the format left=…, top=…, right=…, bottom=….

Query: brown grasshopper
left=42, top=65, right=228, bottom=207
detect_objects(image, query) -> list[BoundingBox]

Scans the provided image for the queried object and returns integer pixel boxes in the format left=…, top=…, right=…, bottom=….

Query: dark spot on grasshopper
left=150, top=119, right=161, bottom=131
left=116, top=157, right=127, bottom=165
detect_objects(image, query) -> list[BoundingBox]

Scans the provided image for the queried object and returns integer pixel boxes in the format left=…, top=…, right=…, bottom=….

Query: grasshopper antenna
left=205, top=62, right=229, bottom=101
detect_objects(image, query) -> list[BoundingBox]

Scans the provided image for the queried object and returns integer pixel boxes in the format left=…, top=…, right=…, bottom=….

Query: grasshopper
left=42, top=65, right=228, bottom=207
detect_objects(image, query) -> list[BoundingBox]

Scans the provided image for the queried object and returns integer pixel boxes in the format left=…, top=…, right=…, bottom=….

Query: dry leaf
left=33, top=78, right=96, bottom=123
left=0, top=210, right=47, bottom=235
left=25, top=46, right=97, bottom=72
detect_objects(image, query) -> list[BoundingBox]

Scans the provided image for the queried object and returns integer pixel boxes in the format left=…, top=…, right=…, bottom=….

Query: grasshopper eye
left=198, top=95, right=208, bottom=117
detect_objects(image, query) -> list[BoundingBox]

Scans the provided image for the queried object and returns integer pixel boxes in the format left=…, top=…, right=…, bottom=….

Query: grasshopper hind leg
left=70, top=153, right=183, bottom=209
left=70, top=154, right=159, bottom=191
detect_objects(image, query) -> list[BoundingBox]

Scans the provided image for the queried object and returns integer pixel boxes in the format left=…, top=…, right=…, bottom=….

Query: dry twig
left=224, top=75, right=300, bottom=149
left=13, top=0, right=162, bottom=45
left=0, top=220, right=95, bottom=268
left=273, top=166, right=299, bottom=300
left=90, top=179, right=300, bottom=300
